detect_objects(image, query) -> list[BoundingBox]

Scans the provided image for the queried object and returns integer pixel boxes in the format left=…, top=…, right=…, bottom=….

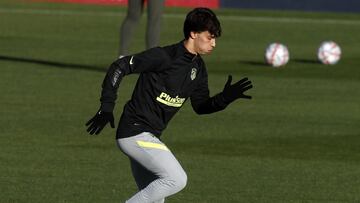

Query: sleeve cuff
left=216, top=92, right=231, bottom=106
left=100, top=102, right=115, bottom=112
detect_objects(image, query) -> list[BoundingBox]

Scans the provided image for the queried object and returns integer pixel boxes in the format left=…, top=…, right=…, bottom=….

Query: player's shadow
left=292, top=58, right=320, bottom=64
left=0, top=55, right=105, bottom=72
left=238, top=59, right=320, bottom=67
left=238, top=60, right=268, bottom=67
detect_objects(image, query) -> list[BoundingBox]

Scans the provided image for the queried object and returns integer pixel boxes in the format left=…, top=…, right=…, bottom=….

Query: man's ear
left=190, top=31, right=197, bottom=39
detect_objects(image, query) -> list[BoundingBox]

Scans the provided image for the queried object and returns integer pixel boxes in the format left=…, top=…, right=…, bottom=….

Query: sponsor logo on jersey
left=112, top=69, right=122, bottom=87
left=191, top=68, right=197, bottom=80
left=156, top=92, right=185, bottom=107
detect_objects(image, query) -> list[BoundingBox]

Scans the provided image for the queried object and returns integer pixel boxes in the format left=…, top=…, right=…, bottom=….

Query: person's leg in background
left=119, top=0, right=144, bottom=55
left=146, top=0, right=164, bottom=49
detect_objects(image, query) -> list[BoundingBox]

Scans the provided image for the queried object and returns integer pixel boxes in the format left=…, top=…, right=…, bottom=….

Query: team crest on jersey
left=190, top=68, right=197, bottom=80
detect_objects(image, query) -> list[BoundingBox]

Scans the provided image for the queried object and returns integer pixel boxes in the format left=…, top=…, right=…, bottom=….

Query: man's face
left=192, top=31, right=216, bottom=55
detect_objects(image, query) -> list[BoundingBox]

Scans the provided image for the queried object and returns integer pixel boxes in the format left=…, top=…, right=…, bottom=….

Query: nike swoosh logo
left=129, top=56, right=134, bottom=65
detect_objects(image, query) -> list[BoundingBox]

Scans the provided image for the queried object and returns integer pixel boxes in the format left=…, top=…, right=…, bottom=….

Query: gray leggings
left=119, top=0, right=164, bottom=55
left=117, top=132, right=187, bottom=203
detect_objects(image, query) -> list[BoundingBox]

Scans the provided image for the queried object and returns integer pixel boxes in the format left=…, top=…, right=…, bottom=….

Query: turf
left=1, top=1, right=360, bottom=202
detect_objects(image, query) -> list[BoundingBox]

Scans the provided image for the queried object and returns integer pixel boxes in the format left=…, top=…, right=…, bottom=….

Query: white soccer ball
left=265, top=43, right=290, bottom=67
left=317, top=41, right=341, bottom=65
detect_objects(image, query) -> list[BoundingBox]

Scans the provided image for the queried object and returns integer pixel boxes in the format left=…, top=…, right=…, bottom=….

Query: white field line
left=0, top=7, right=360, bottom=25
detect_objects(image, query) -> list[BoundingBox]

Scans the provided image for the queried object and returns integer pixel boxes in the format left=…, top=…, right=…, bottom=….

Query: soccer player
left=86, top=7, right=253, bottom=203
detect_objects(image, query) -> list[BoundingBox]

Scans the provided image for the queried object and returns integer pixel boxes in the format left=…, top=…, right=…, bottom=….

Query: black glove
left=85, top=110, right=115, bottom=135
left=222, top=75, right=253, bottom=103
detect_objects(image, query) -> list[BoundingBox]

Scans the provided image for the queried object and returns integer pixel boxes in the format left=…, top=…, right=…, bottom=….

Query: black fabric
left=222, top=75, right=253, bottom=102
left=85, top=110, right=115, bottom=135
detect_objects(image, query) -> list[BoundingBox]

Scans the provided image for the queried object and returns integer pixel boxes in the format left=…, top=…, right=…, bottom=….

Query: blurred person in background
left=119, top=0, right=165, bottom=56
left=87, top=7, right=253, bottom=203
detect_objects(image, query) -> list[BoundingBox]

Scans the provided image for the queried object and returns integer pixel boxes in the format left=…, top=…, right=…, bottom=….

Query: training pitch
left=1, top=1, right=360, bottom=202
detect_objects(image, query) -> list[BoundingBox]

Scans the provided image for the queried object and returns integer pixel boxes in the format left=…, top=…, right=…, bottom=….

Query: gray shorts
left=117, top=132, right=187, bottom=203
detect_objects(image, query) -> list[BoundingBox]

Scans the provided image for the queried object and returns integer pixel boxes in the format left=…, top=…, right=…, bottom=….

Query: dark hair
left=183, top=7, right=221, bottom=39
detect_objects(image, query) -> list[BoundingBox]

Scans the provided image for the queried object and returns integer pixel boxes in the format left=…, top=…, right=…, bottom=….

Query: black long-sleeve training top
left=100, top=41, right=229, bottom=138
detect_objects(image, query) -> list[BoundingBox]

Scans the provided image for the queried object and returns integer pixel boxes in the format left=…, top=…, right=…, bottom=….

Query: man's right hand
left=85, top=110, right=115, bottom=135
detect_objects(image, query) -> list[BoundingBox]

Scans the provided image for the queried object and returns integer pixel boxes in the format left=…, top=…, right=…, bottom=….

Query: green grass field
left=1, top=1, right=360, bottom=202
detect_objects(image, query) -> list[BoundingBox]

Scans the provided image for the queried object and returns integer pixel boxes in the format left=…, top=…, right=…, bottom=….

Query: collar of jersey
left=179, top=40, right=198, bottom=62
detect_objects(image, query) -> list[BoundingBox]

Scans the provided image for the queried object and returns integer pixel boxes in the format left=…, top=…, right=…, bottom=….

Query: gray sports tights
left=117, top=132, right=187, bottom=203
